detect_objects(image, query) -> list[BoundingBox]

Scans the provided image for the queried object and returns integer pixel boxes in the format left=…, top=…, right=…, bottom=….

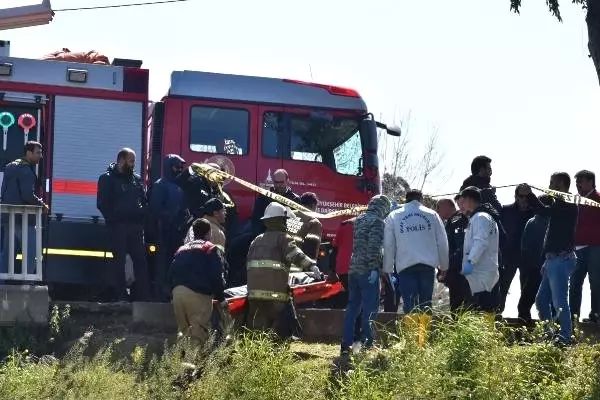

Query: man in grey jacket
left=1, top=141, right=47, bottom=275
left=340, top=194, right=391, bottom=355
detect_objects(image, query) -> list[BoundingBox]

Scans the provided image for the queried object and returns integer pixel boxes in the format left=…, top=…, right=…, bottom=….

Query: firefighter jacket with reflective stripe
left=247, top=230, right=315, bottom=302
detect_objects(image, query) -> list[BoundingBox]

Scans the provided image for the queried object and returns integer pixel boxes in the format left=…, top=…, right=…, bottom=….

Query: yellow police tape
left=190, top=163, right=368, bottom=219
left=532, top=185, right=600, bottom=208
left=189, top=163, right=600, bottom=220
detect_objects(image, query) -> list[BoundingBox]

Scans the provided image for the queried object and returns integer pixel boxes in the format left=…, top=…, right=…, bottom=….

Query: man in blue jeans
left=522, top=174, right=578, bottom=345
left=383, top=189, right=449, bottom=313
left=340, top=194, right=391, bottom=355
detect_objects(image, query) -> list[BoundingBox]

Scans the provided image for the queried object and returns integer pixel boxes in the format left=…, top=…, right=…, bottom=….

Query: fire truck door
left=257, top=105, right=285, bottom=190
left=0, top=94, right=48, bottom=199
left=180, top=100, right=259, bottom=222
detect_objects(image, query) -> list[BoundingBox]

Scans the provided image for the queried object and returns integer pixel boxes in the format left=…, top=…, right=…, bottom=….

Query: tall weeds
left=0, top=312, right=598, bottom=400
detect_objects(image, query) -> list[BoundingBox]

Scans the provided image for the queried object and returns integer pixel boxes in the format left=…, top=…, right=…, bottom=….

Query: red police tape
left=211, top=279, right=345, bottom=316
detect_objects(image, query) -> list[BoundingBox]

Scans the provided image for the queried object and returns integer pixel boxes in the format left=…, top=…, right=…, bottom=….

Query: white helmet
left=261, top=202, right=296, bottom=220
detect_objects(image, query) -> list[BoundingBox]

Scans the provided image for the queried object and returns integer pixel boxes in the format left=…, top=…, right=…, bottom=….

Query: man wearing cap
left=150, top=154, right=190, bottom=302
left=184, top=198, right=227, bottom=252
left=246, top=202, right=321, bottom=336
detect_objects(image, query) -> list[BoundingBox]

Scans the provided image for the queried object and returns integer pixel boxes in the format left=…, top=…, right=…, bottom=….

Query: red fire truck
left=0, top=43, right=399, bottom=297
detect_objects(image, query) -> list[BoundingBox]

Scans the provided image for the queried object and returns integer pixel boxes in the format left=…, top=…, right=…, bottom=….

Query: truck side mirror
left=385, top=125, right=402, bottom=137
left=374, top=121, right=401, bottom=137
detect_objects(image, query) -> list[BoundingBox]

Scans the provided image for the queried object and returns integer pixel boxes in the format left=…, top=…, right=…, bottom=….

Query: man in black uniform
left=97, top=148, right=151, bottom=302
left=249, top=169, right=301, bottom=237
left=437, top=194, right=470, bottom=312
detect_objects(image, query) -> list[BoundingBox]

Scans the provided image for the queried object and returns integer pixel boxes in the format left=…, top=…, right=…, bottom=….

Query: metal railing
left=0, top=204, right=43, bottom=282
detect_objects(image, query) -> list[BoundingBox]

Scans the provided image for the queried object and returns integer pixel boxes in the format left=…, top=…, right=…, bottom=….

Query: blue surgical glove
left=368, top=270, right=379, bottom=284
left=461, top=260, right=474, bottom=276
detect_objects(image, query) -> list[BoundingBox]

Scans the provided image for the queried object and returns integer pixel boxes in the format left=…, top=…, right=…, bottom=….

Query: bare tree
left=378, top=110, right=450, bottom=199
left=378, top=110, right=413, bottom=183
left=417, top=124, right=445, bottom=192
left=378, top=111, right=451, bottom=310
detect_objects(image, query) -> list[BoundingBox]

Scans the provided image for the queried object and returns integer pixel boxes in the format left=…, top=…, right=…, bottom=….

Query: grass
left=1, top=312, right=600, bottom=400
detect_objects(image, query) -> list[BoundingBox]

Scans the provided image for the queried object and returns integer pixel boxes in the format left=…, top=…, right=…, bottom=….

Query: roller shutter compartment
left=51, top=96, right=143, bottom=220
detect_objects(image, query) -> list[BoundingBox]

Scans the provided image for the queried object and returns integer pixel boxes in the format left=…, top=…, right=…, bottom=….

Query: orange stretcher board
left=212, top=279, right=345, bottom=316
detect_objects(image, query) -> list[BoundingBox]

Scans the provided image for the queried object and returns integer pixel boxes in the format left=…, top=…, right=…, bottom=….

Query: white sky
left=3, top=0, right=599, bottom=204
left=1, top=0, right=595, bottom=317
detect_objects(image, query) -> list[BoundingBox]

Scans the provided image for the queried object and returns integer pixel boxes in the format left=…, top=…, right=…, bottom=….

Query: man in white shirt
left=459, top=186, right=501, bottom=312
left=383, top=189, right=449, bottom=313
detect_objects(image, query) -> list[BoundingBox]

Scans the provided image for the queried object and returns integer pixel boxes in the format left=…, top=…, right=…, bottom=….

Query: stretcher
left=212, top=277, right=344, bottom=316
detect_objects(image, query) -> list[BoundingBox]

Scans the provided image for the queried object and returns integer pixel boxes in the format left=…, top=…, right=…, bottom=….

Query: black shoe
left=340, top=346, right=351, bottom=357
left=518, top=315, right=533, bottom=325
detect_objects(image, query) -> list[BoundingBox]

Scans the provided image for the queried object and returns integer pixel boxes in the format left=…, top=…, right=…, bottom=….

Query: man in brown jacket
left=184, top=198, right=226, bottom=251
left=246, top=202, right=321, bottom=335
left=295, top=192, right=322, bottom=237
left=202, top=198, right=227, bottom=252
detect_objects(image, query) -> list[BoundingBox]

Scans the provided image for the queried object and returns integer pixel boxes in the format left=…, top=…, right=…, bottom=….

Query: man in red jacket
left=571, top=170, right=600, bottom=323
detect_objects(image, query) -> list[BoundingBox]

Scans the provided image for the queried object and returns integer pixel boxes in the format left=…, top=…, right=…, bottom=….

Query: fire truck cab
left=149, top=70, right=400, bottom=240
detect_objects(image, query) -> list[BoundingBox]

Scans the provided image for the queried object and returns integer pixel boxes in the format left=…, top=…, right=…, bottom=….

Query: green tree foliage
left=381, top=172, right=410, bottom=202
left=510, top=0, right=600, bottom=86
left=509, top=0, right=586, bottom=21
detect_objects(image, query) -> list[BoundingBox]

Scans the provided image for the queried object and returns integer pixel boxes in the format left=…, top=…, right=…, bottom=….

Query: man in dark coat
left=437, top=195, right=470, bottom=312
left=519, top=195, right=553, bottom=323
left=460, top=155, right=502, bottom=214
left=97, top=148, right=151, bottom=301
left=249, top=169, right=301, bottom=237
left=498, top=184, right=534, bottom=314
left=150, top=154, right=190, bottom=301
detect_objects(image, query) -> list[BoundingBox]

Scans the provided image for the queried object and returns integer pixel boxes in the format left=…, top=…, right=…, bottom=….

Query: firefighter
left=246, top=202, right=321, bottom=337
left=228, top=169, right=300, bottom=287
left=168, top=218, right=227, bottom=345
